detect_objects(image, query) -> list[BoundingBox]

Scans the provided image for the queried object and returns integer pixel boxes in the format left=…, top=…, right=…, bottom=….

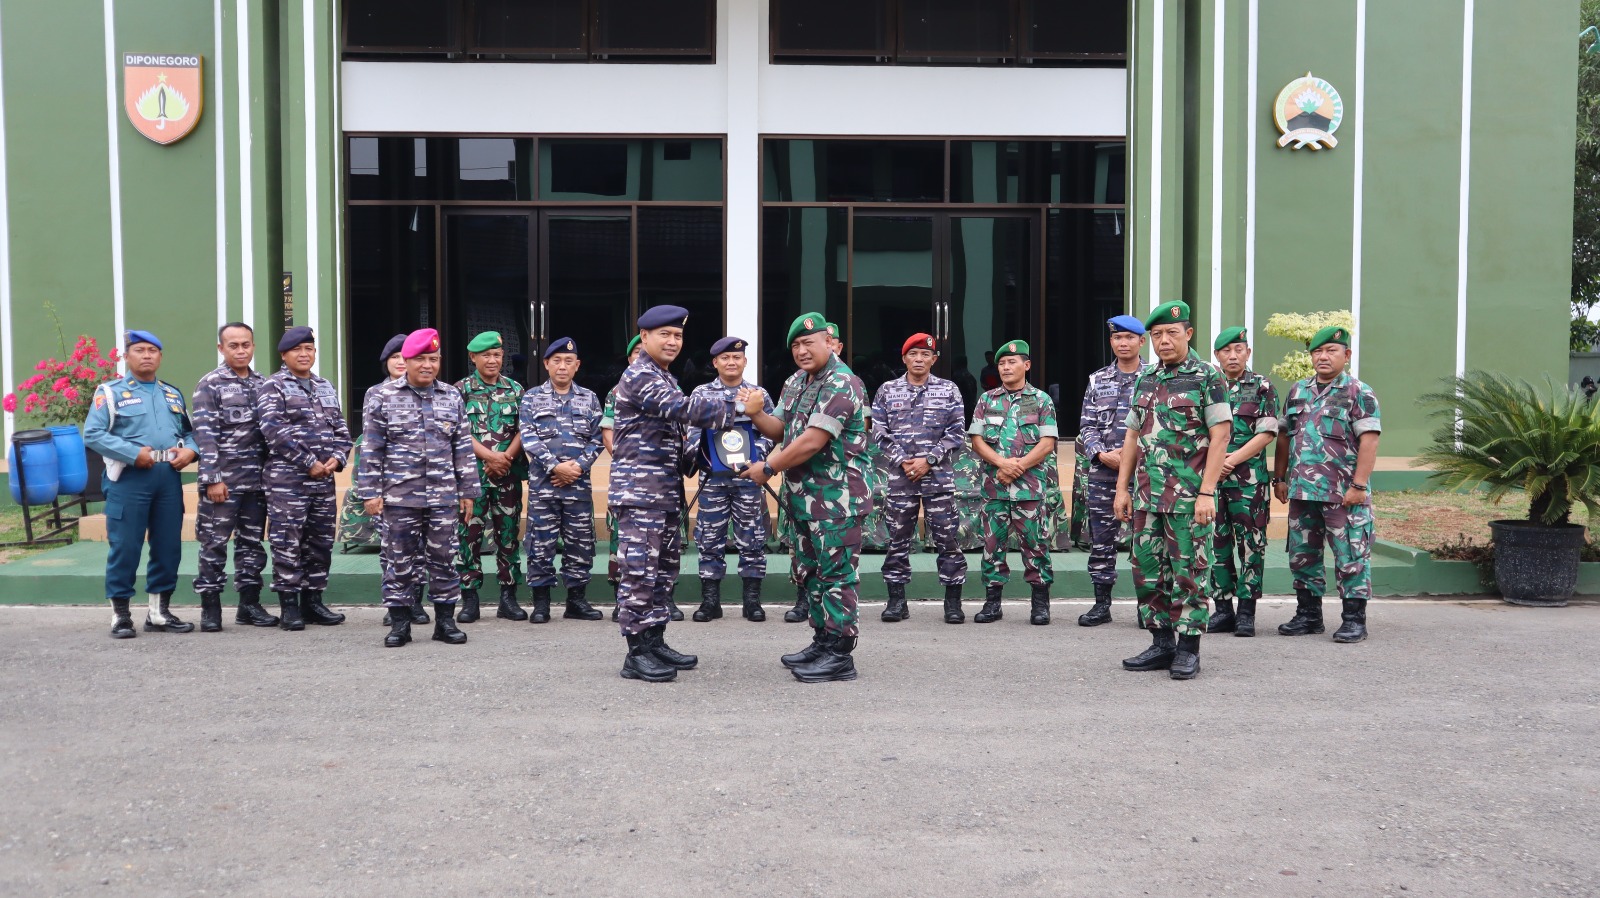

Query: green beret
left=1213, top=326, right=1248, bottom=352
left=625, top=334, right=642, bottom=358
left=995, top=339, right=1030, bottom=361
left=1143, top=300, right=1191, bottom=330
left=1308, top=325, right=1351, bottom=351
left=825, top=322, right=840, bottom=339
left=466, top=331, right=502, bottom=353
left=786, top=312, right=830, bottom=345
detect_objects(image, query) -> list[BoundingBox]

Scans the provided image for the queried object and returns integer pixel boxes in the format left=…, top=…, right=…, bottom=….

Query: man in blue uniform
left=1076, top=315, right=1150, bottom=627
left=84, top=330, right=199, bottom=638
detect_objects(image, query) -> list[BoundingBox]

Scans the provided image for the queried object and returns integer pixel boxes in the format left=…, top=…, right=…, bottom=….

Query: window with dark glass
left=898, top=0, right=1013, bottom=60
left=593, top=0, right=712, bottom=56
left=470, top=0, right=586, bottom=55
left=767, top=0, right=1125, bottom=65
left=763, top=139, right=944, bottom=203
left=771, top=0, right=889, bottom=57
left=344, top=0, right=714, bottom=61
left=1023, top=0, right=1126, bottom=59
left=346, top=0, right=459, bottom=51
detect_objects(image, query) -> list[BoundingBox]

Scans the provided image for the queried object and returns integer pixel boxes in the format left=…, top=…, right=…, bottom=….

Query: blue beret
left=124, top=330, right=162, bottom=350
left=378, top=333, right=407, bottom=364
left=638, top=305, right=690, bottom=330
left=543, top=337, right=578, bottom=359
left=1107, top=315, right=1146, bottom=336
left=278, top=326, right=315, bottom=353
left=709, top=336, right=747, bottom=357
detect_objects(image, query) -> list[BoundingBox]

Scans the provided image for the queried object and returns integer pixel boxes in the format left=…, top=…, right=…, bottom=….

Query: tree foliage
left=1262, top=310, right=1353, bottom=381
left=1572, top=0, right=1600, bottom=348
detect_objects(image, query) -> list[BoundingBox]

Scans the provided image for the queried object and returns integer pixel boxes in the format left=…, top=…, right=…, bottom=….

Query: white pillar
left=723, top=0, right=761, bottom=375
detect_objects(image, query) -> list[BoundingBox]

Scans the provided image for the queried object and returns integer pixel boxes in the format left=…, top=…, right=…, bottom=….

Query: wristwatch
left=924, top=455, right=938, bottom=466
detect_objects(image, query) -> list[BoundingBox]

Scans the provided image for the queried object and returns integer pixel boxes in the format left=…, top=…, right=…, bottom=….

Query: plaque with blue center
left=701, top=420, right=763, bottom=477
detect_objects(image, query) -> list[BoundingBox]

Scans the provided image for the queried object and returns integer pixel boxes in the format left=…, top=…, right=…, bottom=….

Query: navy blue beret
left=124, top=329, right=162, bottom=350
left=278, top=326, right=315, bottom=353
left=378, top=333, right=407, bottom=364
left=543, top=337, right=578, bottom=359
left=638, top=305, right=690, bottom=330
left=709, top=336, right=747, bottom=357
left=1107, top=314, right=1146, bottom=336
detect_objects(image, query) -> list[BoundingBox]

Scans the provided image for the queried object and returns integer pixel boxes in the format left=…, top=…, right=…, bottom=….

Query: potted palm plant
left=1416, top=372, right=1600, bottom=606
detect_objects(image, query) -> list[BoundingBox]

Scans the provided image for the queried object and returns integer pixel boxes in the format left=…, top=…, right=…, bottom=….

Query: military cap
left=1308, top=325, right=1351, bottom=351
left=1213, top=326, right=1248, bottom=352
left=625, top=334, right=642, bottom=358
left=277, top=326, right=314, bottom=352
left=543, top=337, right=578, bottom=359
left=638, top=305, right=690, bottom=330
left=401, top=328, right=441, bottom=359
left=466, top=331, right=502, bottom=353
left=709, top=336, right=747, bottom=357
left=825, top=322, right=841, bottom=340
left=378, top=333, right=407, bottom=364
left=902, top=332, right=937, bottom=356
left=1107, top=314, right=1146, bottom=336
left=786, top=312, right=830, bottom=345
left=1143, top=300, right=1191, bottom=330
left=124, top=329, right=163, bottom=350
left=995, top=339, right=1030, bottom=361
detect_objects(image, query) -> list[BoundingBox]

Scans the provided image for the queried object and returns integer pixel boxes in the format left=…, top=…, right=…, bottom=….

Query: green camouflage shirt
left=968, top=383, right=1060, bottom=501
left=774, top=354, right=870, bottom=522
left=600, top=388, right=617, bottom=430
left=1125, top=351, right=1232, bottom=514
left=1282, top=373, right=1381, bottom=503
left=1221, top=370, right=1280, bottom=489
left=454, top=371, right=527, bottom=481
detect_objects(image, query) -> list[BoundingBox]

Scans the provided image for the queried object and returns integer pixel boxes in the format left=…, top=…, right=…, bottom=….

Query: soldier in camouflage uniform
left=454, top=331, right=528, bottom=624
left=520, top=337, right=605, bottom=624
left=1209, top=327, right=1280, bottom=637
left=356, top=329, right=479, bottom=648
left=968, top=340, right=1059, bottom=626
left=744, top=312, right=870, bottom=683
left=1076, top=315, right=1150, bottom=627
left=338, top=335, right=406, bottom=557
left=687, top=335, right=774, bottom=623
left=1273, top=325, right=1381, bottom=643
left=1070, top=436, right=1090, bottom=550
left=611, top=305, right=742, bottom=682
left=191, top=322, right=275, bottom=631
left=872, top=332, right=969, bottom=624
left=1114, top=301, right=1232, bottom=680
left=257, top=326, right=352, bottom=631
left=602, top=335, right=646, bottom=620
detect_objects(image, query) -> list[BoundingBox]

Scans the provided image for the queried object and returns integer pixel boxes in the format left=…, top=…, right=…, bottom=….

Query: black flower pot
left=1488, top=520, right=1585, bottom=607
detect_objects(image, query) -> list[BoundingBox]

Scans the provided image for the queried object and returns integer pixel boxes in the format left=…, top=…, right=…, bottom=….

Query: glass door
left=539, top=212, right=632, bottom=394
left=443, top=210, right=534, bottom=387
left=848, top=213, right=937, bottom=399
left=945, top=213, right=1036, bottom=408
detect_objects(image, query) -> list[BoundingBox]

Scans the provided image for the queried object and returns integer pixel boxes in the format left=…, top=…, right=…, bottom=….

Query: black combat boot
left=944, top=584, right=965, bottom=624
left=791, top=632, right=858, bottom=683
left=1278, top=588, right=1325, bottom=636
left=278, top=592, right=304, bottom=630
left=383, top=605, right=412, bottom=647
left=974, top=584, right=1003, bottom=623
left=693, top=578, right=723, bottom=622
left=529, top=586, right=552, bottom=624
left=301, top=589, right=346, bottom=626
left=621, top=632, right=678, bottom=682
left=783, top=586, right=809, bottom=623
left=456, top=588, right=480, bottom=623
left=497, top=584, right=528, bottom=621
left=235, top=586, right=279, bottom=627
left=1079, top=582, right=1114, bottom=626
left=781, top=627, right=827, bottom=669
left=1170, top=633, right=1201, bottom=680
left=667, top=584, right=684, bottom=621
left=564, top=584, right=603, bottom=620
left=882, top=582, right=908, bottom=622
left=144, top=591, right=195, bottom=633
left=742, top=577, right=766, bottom=621
left=1209, top=596, right=1237, bottom=633
left=109, top=597, right=136, bottom=639
left=199, top=593, right=223, bottom=632
left=432, top=602, right=467, bottom=644
left=410, top=586, right=430, bottom=624
left=1029, top=585, right=1051, bottom=625
left=1332, top=598, right=1368, bottom=643
left=1122, top=628, right=1177, bottom=671
left=645, top=624, right=697, bottom=670
left=1234, top=596, right=1257, bottom=637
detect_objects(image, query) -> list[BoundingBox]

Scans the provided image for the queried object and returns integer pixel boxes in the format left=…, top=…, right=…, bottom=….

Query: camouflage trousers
left=881, top=492, right=966, bottom=587
left=1083, top=476, right=1125, bottom=587
left=1130, top=510, right=1212, bottom=636
left=613, top=505, right=683, bottom=636
left=980, top=499, right=1054, bottom=587
left=267, top=489, right=336, bottom=594
left=525, top=492, right=595, bottom=588
left=791, top=513, right=862, bottom=638
left=1212, top=483, right=1270, bottom=601
left=194, top=489, right=267, bottom=594
left=381, top=504, right=462, bottom=606
left=456, top=479, right=524, bottom=590
left=1069, top=445, right=1090, bottom=549
left=1287, top=499, right=1373, bottom=601
left=693, top=476, right=768, bottom=580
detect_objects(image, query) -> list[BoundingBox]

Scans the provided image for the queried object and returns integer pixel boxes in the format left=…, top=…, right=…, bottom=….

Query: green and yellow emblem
left=1274, top=72, right=1343, bottom=151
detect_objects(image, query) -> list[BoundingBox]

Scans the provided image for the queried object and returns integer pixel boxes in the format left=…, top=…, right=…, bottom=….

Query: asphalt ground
left=0, top=598, right=1596, bottom=898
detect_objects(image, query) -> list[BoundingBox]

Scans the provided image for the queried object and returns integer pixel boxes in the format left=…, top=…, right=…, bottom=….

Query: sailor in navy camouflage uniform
left=871, top=332, right=969, bottom=624
left=610, top=305, right=742, bottom=682
left=1076, top=314, right=1150, bottom=627
left=256, top=326, right=352, bottom=631
left=190, top=322, right=275, bottom=631
left=357, top=328, right=480, bottom=648
left=519, top=337, right=605, bottom=624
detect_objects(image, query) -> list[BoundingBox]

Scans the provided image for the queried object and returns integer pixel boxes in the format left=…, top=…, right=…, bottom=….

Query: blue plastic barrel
left=50, top=425, right=88, bottom=495
left=7, top=429, right=60, bottom=506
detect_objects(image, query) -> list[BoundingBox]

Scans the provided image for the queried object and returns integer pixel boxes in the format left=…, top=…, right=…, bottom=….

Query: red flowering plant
left=2, top=336, right=121, bottom=427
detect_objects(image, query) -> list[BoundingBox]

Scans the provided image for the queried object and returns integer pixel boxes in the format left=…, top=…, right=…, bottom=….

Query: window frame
left=340, top=0, right=716, bottom=62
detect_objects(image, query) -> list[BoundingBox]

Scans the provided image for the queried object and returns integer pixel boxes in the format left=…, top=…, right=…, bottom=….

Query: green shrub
left=1262, top=310, right=1354, bottom=381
